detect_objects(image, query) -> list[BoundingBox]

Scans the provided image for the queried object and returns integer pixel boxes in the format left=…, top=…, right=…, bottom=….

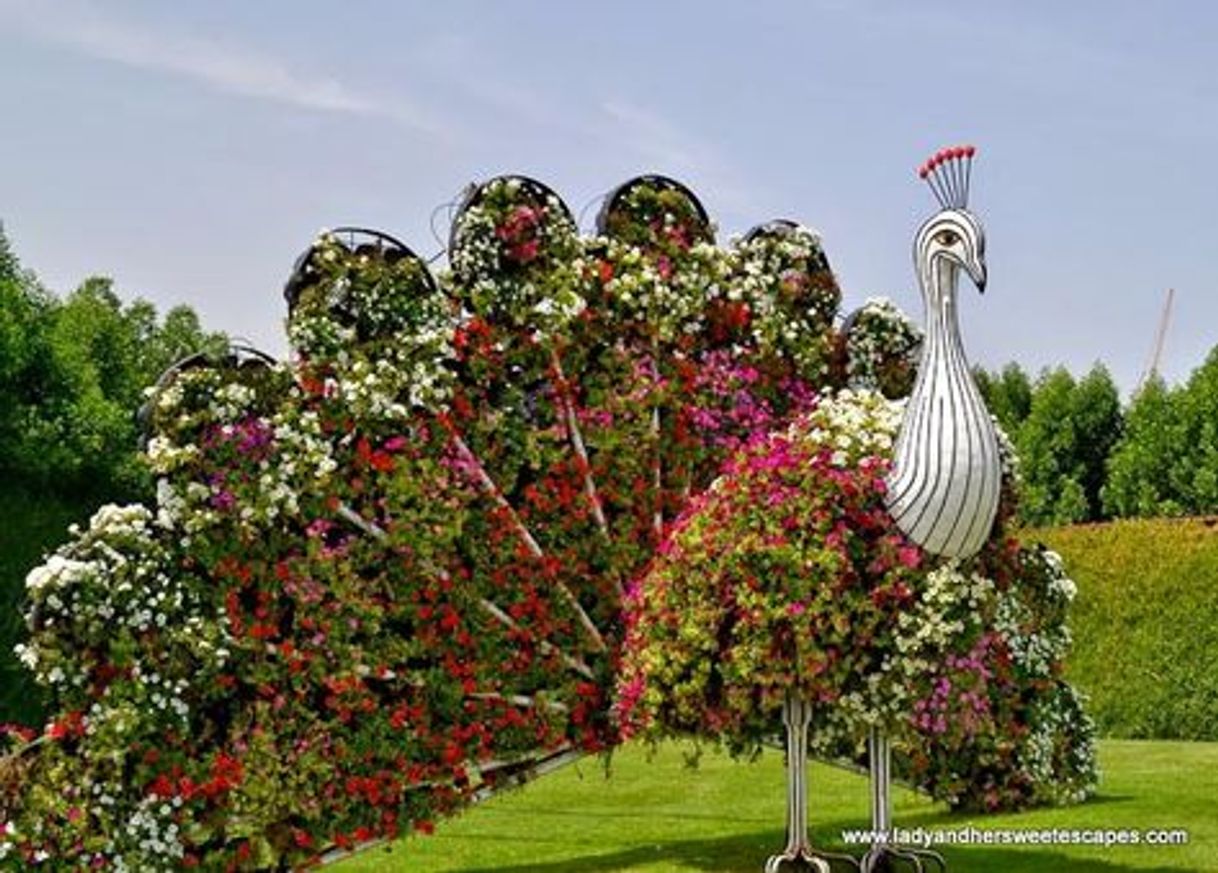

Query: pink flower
left=898, top=545, right=922, bottom=569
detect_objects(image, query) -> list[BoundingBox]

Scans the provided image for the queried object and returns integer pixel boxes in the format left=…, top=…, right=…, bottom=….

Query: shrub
left=1031, top=518, right=1218, bottom=741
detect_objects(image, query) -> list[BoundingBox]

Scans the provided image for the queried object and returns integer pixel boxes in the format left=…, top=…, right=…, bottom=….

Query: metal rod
left=450, top=434, right=608, bottom=652
left=549, top=346, right=624, bottom=600
left=764, top=695, right=858, bottom=872
left=869, top=727, right=892, bottom=836
left=861, top=727, right=947, bottom=873
left=334, top=502, right=597, bottom=681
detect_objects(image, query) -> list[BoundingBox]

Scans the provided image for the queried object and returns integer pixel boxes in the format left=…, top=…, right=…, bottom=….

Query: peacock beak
left=970, top=260, right=987, bottom=294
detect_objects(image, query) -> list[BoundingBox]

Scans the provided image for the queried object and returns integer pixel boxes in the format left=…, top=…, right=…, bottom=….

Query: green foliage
left=1031, top=518, right=1218, bottom=741
left=1105, top=349, right=1218, bottom=518
left=975, top=362, right=1033, bottom=435
left=0, top=226, right=227, bottom=501
left=1013, top=365, right=1122, bottom=526
left=1102, top=377, right=1184, bottom=517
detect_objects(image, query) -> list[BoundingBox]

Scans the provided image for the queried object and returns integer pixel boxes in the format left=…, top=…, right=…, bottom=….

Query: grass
left=1031, top=518, right=1218, bottom=740
left=0, top=486, right=95, bottom=727
left=331, top=740, right=1217, bottom=873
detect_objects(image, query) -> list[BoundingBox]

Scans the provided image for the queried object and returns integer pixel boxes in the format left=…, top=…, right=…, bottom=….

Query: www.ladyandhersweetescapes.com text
left=841, top=826, right=1190, bottom=849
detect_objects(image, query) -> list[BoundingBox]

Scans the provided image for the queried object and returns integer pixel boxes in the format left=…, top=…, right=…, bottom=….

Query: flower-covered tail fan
left=5, top=171, right=939, bottom=870
left=288, top=174, right=856, bottom=860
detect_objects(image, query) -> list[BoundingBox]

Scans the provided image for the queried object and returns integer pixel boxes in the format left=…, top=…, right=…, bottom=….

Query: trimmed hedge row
left=1031, top=518, right=1218, bottom=741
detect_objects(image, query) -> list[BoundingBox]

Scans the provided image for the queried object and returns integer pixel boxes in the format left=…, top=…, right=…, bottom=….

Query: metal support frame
left=860, top=728, right=947, bottom=873
left=765, top=695, right=859, bottom=872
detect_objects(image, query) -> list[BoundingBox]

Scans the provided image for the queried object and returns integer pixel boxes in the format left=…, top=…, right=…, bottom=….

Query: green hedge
left=0, top=486, right=93, bottom=727
left=1031, top=518, right=1218, bottom=741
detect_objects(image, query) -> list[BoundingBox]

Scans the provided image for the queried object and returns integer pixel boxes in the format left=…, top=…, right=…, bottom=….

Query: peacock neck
left=918, top=256, right=966, bottom=366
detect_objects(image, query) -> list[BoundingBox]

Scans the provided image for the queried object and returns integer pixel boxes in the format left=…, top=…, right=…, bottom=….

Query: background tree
left=1, top=266, right=227, bottom=499
left=1068, top=364, right=1124, bottom=519
left=1171, top=348, right=1218, bottom=512
left=1014, top=364, right=1122, bottom=526
left=975, top=361, right=1033, bottom=435
left=1103, top=376, right=1184, bottom=517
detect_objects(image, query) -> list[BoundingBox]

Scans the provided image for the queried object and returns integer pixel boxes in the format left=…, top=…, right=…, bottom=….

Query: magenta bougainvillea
left=1, top=177, right=1091, bottom=870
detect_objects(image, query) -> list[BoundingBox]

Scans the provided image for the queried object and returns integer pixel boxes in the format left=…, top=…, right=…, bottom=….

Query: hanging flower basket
left=719, top=219, right=841, bottom=383
left=137, top=343, right=278, bottom=445
left=447, top=175, right=582, bottom=330
left=595, top=174, right=714, bottom=251
left=840, top=298, right=923, bottom=399
left=286, top=229, right=448, bottom=365
left=284, top=227, right=425, bottom=314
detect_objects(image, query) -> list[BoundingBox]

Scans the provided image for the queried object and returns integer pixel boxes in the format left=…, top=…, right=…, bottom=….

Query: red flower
left=147, top=774, right=175, bottom=798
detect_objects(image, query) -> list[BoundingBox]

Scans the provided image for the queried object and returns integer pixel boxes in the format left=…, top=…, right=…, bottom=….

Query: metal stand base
left=859, top=846, right=946, bottom=873
left=765, top=695, right=861, bottom=873
left=864, top=729, right=946, bottom=873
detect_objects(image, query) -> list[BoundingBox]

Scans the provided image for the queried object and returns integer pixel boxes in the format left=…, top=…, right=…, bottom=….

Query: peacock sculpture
left=618, top=149, right=1096, bottom=872
left=867, top=145, right=1001, bottom=873
left=1, top=165, right=1095, bottom=872
left=886, top=144, right=1001, bottom=559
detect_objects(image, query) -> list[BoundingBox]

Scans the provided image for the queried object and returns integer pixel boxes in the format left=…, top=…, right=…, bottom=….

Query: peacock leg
left=859, top=729, right=946, bottom=873
left=764, top=694, right=859, bottom=872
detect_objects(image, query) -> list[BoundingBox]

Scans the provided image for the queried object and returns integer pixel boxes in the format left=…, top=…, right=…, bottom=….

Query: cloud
left=0, top=0, right=447, bottom=135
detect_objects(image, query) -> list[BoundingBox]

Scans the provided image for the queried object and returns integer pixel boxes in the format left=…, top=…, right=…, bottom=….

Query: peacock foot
left=859, top=844, right=947, bottom=873
left=764, top=845, right=860, bottom=873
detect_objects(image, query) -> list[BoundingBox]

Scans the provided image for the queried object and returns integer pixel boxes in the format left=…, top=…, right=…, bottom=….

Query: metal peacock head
left=914, top=145, right=987, bottom=294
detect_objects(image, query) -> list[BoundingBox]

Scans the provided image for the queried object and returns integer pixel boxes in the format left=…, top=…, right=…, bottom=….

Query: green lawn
left=332, top=740, right=1217, bottom=872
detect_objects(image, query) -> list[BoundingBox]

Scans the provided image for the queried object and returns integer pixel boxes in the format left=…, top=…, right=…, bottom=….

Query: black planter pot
left=447, top=175, right=573, bottom=255
left=137, top=343, right=278, bottom=446
left=595, top=174, right=712, bottom=243
left=283, top=227, right=431, bottom=314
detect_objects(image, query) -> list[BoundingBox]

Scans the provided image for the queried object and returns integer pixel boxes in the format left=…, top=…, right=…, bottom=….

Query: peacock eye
left=936, top=230, right=959, bottom=246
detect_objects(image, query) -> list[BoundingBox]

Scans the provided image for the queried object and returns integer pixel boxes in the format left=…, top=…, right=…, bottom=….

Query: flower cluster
left=4, top=504, right=235, bottom=869
left=448, top=178, right=584, bottom=332
left=618, top=391, right=924, bottom=749
left=588, top=236, right=727, bottom=343
left=843, top=297, right=923, bottom=398
left=725, top=225, right=840, bottom=381
left=598, top=179, right=714, bottom=254
left=289, top=232, right=453, bottom=356
left=619, top=390, right=1097, bottom=810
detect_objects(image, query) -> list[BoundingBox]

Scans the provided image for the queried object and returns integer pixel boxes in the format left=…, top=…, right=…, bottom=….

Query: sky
left=1, top=0, right=1215, bottom=394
